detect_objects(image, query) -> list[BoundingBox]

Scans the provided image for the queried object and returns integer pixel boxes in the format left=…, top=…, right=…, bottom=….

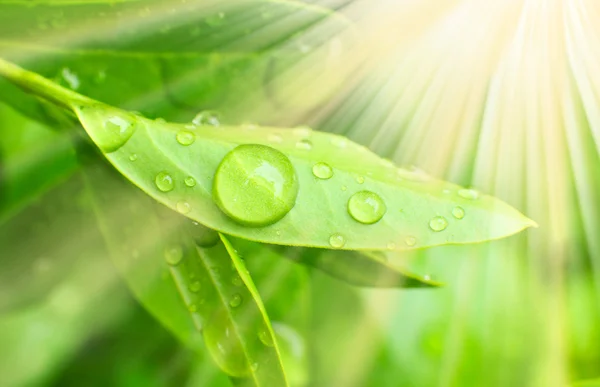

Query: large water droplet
left=176, top=130, right=196, bottom=146
left=99, top=115, right=136, bottom=153
left=429, top=216, right=448, bottom=232
left=458, top=188, right=479, bottom=200
left=329, top=233, right=345, bottom=248
left=192, top=110, right=221, bottom=126
left=164, top=245, right=183, bottom=266
left=347, top=191, right=386, bottom=224
left=229, top=294, right=242, bottom=308
left=155, top=172, right=174, bottom=192
left=452, top=206, right=465, bottom=219
left=213, top=144, right=299, bottom=227
left=312, top=162, right=333, bottom=180
left=203, top=309, right=250, bottom=377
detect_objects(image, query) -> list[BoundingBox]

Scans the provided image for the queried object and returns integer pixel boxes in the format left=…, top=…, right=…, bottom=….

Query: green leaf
left=183, top=233, right=288, bottom=385
left=287, top=248, right=442, bottom=288
left=80, top=153, right=204, bottom=348
left=0, top=103, right=77, bottom=222
left=0, top=0, right=350, bottom=124
left=81, top=151, right=287, bottom=385
left=0, top=58, right=536, bottom=251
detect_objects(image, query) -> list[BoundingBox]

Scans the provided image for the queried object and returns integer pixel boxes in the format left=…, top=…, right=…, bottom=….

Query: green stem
left=0, top=57, right=93, bottom=111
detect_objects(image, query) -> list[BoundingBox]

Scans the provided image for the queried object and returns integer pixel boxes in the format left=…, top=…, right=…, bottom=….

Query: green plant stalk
left=0, top=57, right=92, bottom=111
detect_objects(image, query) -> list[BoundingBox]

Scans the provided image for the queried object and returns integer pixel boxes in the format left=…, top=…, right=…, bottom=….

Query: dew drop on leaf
left=231, top=275, right=243, bottom=287
left=99, top=115, right=136, bottom=153
left=205, top=12, right=226, bottom=27
left=405, top=236, right=417, bottom=246
left=188, top=303, right=198, bottom=313
left=176, top=130, right=196, bottom=146
left=229, top=294, right=242, bottom=308
left=213, top=144, right=299, bottom=227
left=429, top=216, right=449, bottom=232
left=452, top=206, right=465, bottom=219
left=268, top=134, right=283, bottom=143
left=293, top=126, right=312, bottom=137
left=348, top=191, right=386, bottom=224
left=192, top=110, right=221, bottom=126
left=128, top=153, right=138, bottom=162
left=258, top=328, right=275, bottom=347
left=458, top=188, right=479, bottom=200
left=155, top=171, right=174, bottom=192
left=356, top=176, right=365, bottom=184
left=295, top=139, right=312, bottom=150
left=341, top=185, right=347, bottom=191
left=387, top=242, right=396, bottom=250
left=184, top=176, right=197, bottom=187
left=189, top=281, right=201, bottom=293
left=329, top=233, right=346, bottom=248
left=312, top=162, right=333, bottom=180
left=164, top=245, right=183, bottom=266
left=177, top=201, right=191, bottom=214
left=187, top=221, right=220, bottom=247
left=203, top=309, right=250, bottom=377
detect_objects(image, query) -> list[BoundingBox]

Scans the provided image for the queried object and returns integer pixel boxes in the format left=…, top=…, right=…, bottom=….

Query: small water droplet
left=429, top=216, right=448, bottom=232
left=268, top=134, right=283, bottom=143
left=405, top=236, right=417, bottom=246
left=185, top=176, right=197, bottom=187
left=205, top=11, right=226, bottom=26
left=356, top=176, right=365, bottom=184
left=192, top=110, right=221, bottom=126
left=341, top=185, right=347, bottom=191
left=258, top=329, right=275, bottom=347
left=129, top=153, right=138, bottom=161
left=60, top=67, right=80, bottom=90
left=203, top=309, right=250, bottom=377
left=329, top=233, right=346, bottom=248
left=312, top=162, right=333, bottom=180
left=231, top=275, right=243, bottom=287
left=387, top=242, right=396, bottom=250
left=164, top=245, right=183, bottom=265
left=452, top=206, right=465, bottom=219
left=188, top=303, right=198, bottom=313
left=155, top=117, right=166, bottom=123
left=187, top=221, right=220, bottom=247
left=229, top=294, right=242, bottom=308
left=424, top=274, right=432, bottom=281
left=177, top=201, right=191, bottom=214
left=189, top=281, right=201, bottom=292
left=155, top=172, right=174, bottom=192
left=213, top=144, right=299, bottom=227
left=331, top=137, right=347, bottom=148
left=458, top=188, right=479, bottom=200
left=176, top=130, right=196, bottom=146
left=348, top=191, right=386, bottom=224
left=295, top=139, right=312, bottom=150
left=242, top=123, right=258, bottom=130
left=251, top=363, right=259, bottom=372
